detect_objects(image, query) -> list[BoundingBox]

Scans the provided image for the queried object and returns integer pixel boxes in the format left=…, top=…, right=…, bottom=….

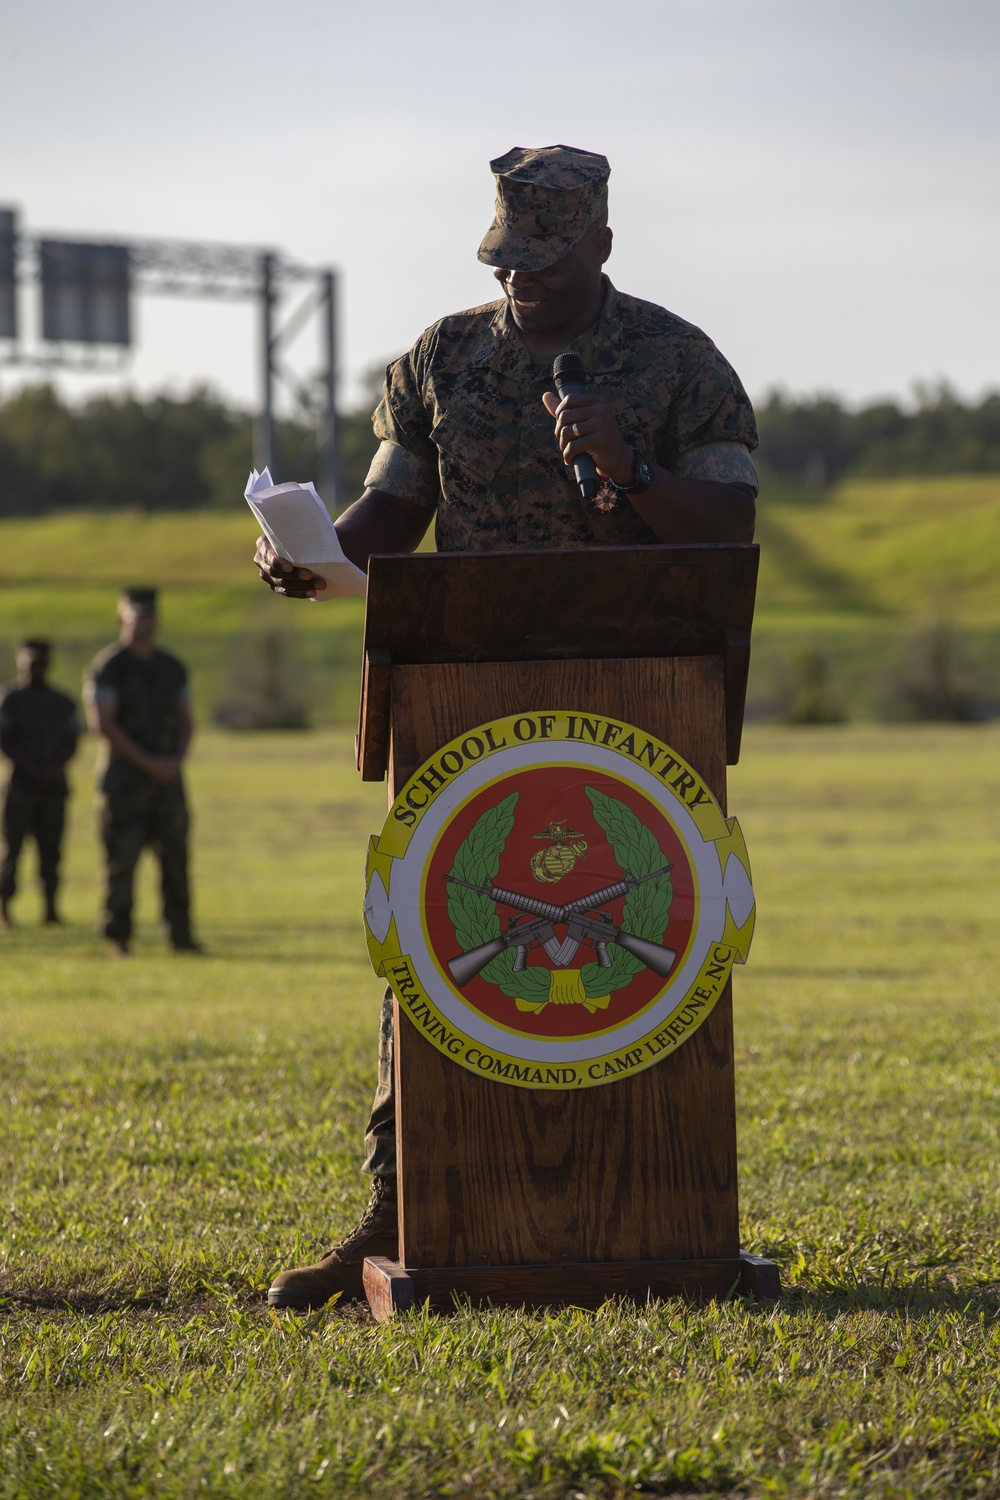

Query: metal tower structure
left=0, top=210, right=342, bottom=506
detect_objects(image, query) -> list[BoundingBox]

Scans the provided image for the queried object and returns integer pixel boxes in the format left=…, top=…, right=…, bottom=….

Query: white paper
left=245, top=468, right=367, bottom=599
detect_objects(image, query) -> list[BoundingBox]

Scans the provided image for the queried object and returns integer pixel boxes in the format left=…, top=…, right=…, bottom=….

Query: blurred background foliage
left=0, top=371, right=385, bottom=517
left=754, top=383, right=1000, bottom=488
left=1, top=376, right=999, bottom=727
left=2, top=378, right=1000, bottom=518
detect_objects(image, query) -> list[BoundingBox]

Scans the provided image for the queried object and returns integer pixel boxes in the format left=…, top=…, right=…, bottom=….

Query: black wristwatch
left=617, top=447, right=653, bottom=494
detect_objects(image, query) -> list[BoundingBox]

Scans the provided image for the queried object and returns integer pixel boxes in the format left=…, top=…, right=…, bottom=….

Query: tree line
left=0, top=381, right=381, bottom=517
left=1, top=378, right=998, bottom=516
left=754, top=383, right=1000, bottom=486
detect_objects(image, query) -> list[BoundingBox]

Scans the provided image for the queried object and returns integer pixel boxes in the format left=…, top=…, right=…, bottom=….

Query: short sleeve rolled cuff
left=364, top=439, right=440, bottom=509
left=673, top=441, right=759, bottom=496
left=83, top=680, right=118, bottom=708
left=368, top=342, right=441, bottom=509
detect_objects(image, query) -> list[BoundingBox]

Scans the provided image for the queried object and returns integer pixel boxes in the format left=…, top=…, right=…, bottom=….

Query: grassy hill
left=1, top=476, right=998, bottom=721
left=750, top=473, right=1000, bottom=718
left=0, top=511, right=367, bottom=723
left=755, top=474, right=1000, bottom=623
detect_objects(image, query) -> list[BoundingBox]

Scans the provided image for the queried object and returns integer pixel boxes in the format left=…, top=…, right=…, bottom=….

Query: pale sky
left=2, top=0, right=998, bottom=416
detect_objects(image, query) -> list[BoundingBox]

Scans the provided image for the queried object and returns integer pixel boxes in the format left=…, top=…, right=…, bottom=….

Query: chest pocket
left=429, top=399, right=521, bottom=550
left=429, top=407, right=516, bottom=485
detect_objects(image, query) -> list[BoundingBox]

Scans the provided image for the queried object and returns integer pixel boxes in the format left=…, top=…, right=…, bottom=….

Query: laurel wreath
left=444, top=787, right=672, bottom=1006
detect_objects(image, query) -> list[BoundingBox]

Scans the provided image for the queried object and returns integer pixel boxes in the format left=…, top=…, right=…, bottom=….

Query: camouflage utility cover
left=478, top=144, right=610, bottom=272
left=367, top=278, right=758, bottom=552
left=120, top=588, right=158, bottom=610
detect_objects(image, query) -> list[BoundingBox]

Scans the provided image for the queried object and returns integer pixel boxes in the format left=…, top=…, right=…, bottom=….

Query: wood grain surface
left=360, top=544, right=758, bottom=770
left=387, top=656, right=740, bottom=1270
left=365, top=1255, right=754, bottom=1317
left=363, top=1256, right=417, bottom=1320
left=356, top=647, right=391, bottom=780
left=739, top=1251, right=783, bottom=1300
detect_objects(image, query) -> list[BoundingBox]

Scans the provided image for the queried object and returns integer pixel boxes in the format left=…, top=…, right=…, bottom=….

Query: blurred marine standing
left=84, top=589, right=200, bottom=957
left=0, top=640, right=80, bottom=928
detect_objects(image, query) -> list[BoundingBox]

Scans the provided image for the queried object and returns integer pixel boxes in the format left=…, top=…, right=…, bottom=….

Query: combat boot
left=267, top=1176, right=398, bottom=1310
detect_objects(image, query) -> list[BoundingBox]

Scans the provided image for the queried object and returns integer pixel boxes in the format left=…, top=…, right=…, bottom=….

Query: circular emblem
left=363, top=711, right=755, bottom=1090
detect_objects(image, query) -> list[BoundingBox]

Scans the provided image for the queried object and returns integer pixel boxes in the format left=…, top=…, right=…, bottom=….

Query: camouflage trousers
left=362, top=987, right=397, bottom=1181
left=0, top=781, right=67, bottom=901
left=99, top=779, right=192, bottom=945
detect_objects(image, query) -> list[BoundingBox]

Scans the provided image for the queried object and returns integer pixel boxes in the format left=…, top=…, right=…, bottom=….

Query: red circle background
left=422, top=767, right=696, bottom=1038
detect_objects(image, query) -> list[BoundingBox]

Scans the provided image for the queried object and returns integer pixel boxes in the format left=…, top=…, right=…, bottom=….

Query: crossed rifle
left=444, top=866, right=677, bottom=988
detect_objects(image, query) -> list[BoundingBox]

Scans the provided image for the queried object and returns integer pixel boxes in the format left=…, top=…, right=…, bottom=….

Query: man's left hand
left=542, top=390, right=633, bottom=487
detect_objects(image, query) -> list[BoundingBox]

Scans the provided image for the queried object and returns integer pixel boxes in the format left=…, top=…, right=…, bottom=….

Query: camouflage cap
left=119, top=587, right=158, bottom=611
left=477, top=144, right=610, bottom=272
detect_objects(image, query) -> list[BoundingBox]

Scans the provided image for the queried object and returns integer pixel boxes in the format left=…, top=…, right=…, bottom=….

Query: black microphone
left=552, top=353, right=599, bottom=502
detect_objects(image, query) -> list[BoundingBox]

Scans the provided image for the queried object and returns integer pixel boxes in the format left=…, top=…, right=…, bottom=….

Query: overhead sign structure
left=363, top=711, right=755, bottom=1090
left=40, top=240, right=131, bottom=346
left=0, top=210, right=15, bottom=340
left=0, top=206, right=342, bottom=505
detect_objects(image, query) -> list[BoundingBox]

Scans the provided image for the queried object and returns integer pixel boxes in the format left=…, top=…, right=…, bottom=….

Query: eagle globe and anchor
left=363, top=712, right=756, bottom=1090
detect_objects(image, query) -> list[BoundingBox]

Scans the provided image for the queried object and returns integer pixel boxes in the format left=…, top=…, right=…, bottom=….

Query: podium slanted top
left=359, top=543, right=758, bottom=773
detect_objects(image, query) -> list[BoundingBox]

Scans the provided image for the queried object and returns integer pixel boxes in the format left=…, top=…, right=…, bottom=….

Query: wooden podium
left=355, top=543, right=779, bottom=1316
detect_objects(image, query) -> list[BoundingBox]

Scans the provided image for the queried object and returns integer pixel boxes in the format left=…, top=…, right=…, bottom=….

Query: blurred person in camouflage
left=254, top=144, right=759, bottom=1309
left=0, top=640, right=80, bottom=928
left=84, top=589, right=201, bottom=958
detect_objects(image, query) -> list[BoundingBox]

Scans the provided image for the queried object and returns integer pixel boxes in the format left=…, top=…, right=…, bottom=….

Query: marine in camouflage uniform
left=258, top=144, right=759, bottom=1309
left=0, top=640, right=80, bottom=927
left=84, top=589, right=199, bottom=956
left=366, top=282, right=757, bottom=555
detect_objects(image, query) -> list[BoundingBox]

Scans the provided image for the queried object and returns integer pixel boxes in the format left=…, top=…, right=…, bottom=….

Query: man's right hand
left=142, top=755, right=181, bottom=785
left=254, top=536, right=328, bottom=600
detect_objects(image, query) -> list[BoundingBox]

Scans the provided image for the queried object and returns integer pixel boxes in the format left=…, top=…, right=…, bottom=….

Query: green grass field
left=2, top=475, right=1000, bottom=722
left=2, top=724, right=998, bottom=1498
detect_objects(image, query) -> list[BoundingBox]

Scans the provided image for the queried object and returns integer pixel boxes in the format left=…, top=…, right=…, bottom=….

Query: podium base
left=363, top=1250, right=780, bottom=1321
